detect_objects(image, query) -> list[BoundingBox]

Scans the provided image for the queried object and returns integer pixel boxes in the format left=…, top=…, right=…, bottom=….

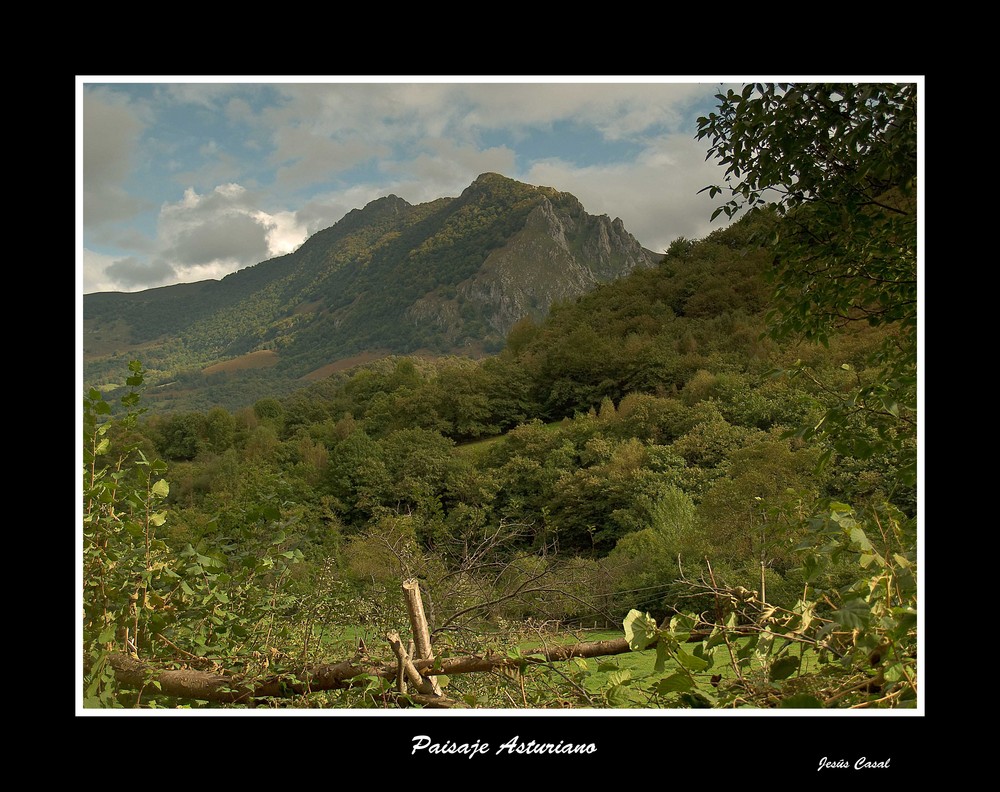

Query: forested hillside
left=83, top=83, right=917, bottom=712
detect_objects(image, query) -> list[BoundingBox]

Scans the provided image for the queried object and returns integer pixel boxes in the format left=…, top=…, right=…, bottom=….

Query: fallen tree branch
left=386, top=631, right=433, bottom=695
left=99, top=635, right=634, bottom=705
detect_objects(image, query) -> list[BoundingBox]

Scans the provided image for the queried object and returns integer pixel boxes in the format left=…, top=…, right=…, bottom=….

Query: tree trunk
left=96, top=636, right=634, bottom=705
left=402, top=579, right=442, bottom=695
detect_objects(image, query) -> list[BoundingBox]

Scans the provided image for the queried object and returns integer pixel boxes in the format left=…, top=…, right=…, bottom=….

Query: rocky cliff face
left=407, top=193, right=659, bottom=337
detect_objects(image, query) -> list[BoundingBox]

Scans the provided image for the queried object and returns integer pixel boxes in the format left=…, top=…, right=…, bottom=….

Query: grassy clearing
left=452, top=434, right=505, bottom=458
left=453, top=419, right=568, bottom=458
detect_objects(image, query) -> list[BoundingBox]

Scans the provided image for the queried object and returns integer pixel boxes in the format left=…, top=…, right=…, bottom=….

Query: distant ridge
left=84, top=173, right=660, bottom=409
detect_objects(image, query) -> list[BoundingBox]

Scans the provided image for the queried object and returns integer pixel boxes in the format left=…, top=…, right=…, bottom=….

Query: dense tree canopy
left=698, top=82, right=918, bottom=481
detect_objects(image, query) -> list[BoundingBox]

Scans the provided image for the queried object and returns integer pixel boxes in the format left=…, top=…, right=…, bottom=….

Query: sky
left=78, top=77, right=746, bottom=295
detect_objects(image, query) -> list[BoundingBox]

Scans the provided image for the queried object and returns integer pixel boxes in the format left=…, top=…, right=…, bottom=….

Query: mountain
left=83, top=173, right=661, bottom=410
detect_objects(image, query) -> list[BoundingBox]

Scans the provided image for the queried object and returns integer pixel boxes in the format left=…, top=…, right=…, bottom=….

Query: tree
left=681, top=83, right=919, bottom=708
left=697, top=83, right=918, bottom=470
left=697, top=82, right=917, bottom=482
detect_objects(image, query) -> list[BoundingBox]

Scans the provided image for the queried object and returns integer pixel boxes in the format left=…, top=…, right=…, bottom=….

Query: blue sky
left=79, top=78, right=747, bottom=294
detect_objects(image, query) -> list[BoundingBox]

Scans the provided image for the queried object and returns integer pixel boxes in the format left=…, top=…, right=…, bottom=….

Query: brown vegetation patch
left=300, top=350, right=391, bottom=381
left=202, top=350, right=279, bottom=375
left=293, top=299, right=324, bottom=315
left=83, top=318, right=145, bottom=359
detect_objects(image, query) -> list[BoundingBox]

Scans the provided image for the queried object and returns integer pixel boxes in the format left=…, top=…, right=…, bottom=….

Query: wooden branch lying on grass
left=100, top=636, right=633, bottom=705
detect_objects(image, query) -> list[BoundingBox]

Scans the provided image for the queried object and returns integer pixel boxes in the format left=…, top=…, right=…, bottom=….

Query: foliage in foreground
left=83, top=363, right=306, bottom=707
left=615, top=498, right=915, bottom=708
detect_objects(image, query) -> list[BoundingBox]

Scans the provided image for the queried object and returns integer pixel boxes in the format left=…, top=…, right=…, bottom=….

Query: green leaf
left=151, top=479, right=170, bottom=498
left=669, top=612, right=697, bottom=635
left=892, top=607, right=917, bottom=632
left=799, top=553, right=822, bottom=582
left=849, top=527, right=873, bottom=551
left=780, top=694, right=823, bottom=708
left=769, top=656, right=800, bottom=681
left=680, top=688, right=717, bottom=708
left=703, top=627, right=728, bottom=651
left=623, top=609, right=658, bottom=651
left=832, top=598, right=872, bottom=629
left=606, top=685, right=632, bottom=707
left=676, top=649, right=709, bottom=671
left=655, top=673, right=693, bottom=694
left=691, top=643, right=715, bottom=670
left=607, top=670, right=631, bottom=687
left=755, top=632, right=774, bottom=659
left=737, top=635, right=759, bottom=660
left=883, top=664, right=904, bottom=683
left=881, top=397, right=900, bottom=417
left=654, top=641, right=670, bottom=673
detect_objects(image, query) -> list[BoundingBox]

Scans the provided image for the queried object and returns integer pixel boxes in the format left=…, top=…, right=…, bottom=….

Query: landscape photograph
left=78, top=77, right=921, bottom=737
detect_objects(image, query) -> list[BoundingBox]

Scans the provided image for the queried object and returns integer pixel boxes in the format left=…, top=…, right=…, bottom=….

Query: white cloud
left=159, top=184, right=273, bottom=269
left=259, top=209, right=308, bottom=256
left=454, top=82, right=715, bottom=139
left=104, top=256, right=177, bottom=289
left=162, top=83, right=238, bottom=108
left=83, top=249, right=125, bottom=294
left=381, top=138, right=517, bottom=200
left=87, top=182, right=312, bottom=292
left=524, top=133, right=733, bottom=255
left=271, top=127, right=389, bottom=190
left=169, top=147, right=247, bottom=193
left=166, top=212, right=272, bottom=267
left=83, top=88, right=151, bottom=226
left=263, top=84, right=459, bottom=144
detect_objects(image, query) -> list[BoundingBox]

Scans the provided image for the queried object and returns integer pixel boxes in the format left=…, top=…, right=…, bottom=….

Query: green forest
left=82, top=83, right=918, bottom=710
